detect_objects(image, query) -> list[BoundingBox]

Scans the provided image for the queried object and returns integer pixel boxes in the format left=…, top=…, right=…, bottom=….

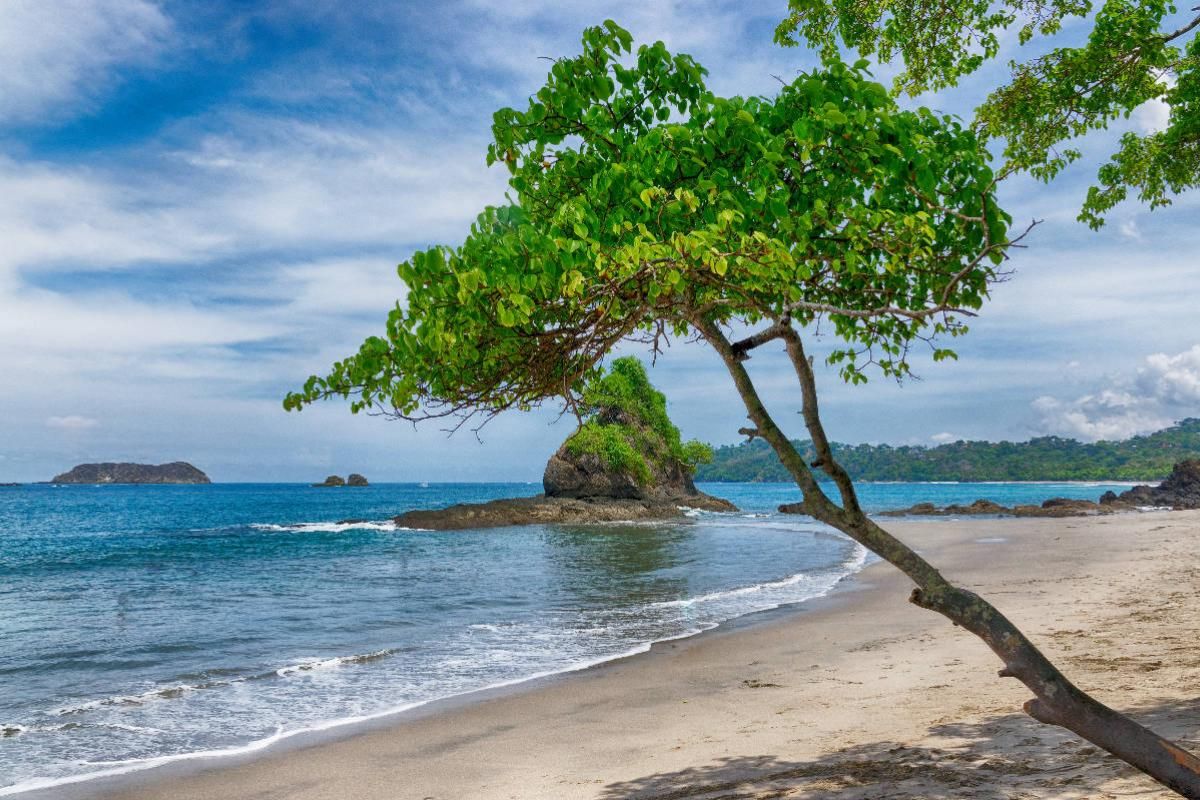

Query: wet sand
left=69, top=511, right=1200, bottom=799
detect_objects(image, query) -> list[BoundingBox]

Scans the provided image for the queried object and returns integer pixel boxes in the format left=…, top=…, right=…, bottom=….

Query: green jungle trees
left=698, top=418, right=1200, bottom=482
left=287, top=22, right=1200, bottom=796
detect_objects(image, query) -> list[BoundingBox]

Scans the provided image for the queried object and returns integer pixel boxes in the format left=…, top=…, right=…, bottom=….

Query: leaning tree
left=285, top=22, right=1200, bottom=796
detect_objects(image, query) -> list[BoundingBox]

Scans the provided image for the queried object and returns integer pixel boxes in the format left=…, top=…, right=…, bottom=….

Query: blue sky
left=1, top=0, right=1197, bottom=482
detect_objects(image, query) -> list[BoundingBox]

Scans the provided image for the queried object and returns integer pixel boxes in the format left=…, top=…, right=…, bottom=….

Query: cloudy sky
left=1, top=0, right=1196, bottom=482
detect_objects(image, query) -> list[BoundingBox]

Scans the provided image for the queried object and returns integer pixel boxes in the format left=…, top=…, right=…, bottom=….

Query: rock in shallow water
left=394, top=493, right=735, bottom=531
left=1102, top=460, right=1200, bottom=509
left=314, top=475, right=345, bottom=487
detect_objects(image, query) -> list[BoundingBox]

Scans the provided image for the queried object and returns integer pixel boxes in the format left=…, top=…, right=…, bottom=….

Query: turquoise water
left=0, top=480, right=1131, bottom=794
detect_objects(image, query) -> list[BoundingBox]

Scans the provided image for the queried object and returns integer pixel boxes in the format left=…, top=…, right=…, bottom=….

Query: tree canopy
left=285, top=20, right=1016, bottom=424
left=775, top=0, right=1200, bottom=228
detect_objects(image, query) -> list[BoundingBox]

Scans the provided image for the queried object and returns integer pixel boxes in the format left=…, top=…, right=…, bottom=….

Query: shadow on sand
left=599, top=697, right=1200, bottom=799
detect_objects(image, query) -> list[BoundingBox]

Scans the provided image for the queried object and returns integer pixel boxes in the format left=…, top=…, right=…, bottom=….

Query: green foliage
left=681, top=439, right=715, bottom=467
left=775, top=0, right=1200, bottom=227
left=565, top=420, right=654, bottom=484
left=696, top=418, right=1200, bottom=482
left=285, top=21, right=1008, bottom=426
left=564, top=357, right=712, bottom=483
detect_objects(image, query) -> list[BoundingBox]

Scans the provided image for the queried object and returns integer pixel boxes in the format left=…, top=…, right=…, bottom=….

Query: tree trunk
left=695, top=317, right=1200, bottom=798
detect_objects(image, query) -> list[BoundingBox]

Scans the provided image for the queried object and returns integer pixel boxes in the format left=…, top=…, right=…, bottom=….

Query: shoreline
left=22, top=510, right=1199, bottom=799
left=7, top=535, right=873, bottom=799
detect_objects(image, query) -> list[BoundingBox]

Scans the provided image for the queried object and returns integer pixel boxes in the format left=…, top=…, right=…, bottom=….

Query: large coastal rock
left=51, top=462, right=210, bottom=485
left=1101, top=460, right=1200, bottom=510
left=391, top=358, right=735, bottom=530
left=543, top=446, right=715, bottom=505
left=347, top=473, right=369, bottom=487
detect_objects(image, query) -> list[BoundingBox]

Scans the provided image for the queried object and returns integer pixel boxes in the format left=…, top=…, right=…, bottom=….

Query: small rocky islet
left=390, top=358, right=736, bottom=531
left=314, top=474, right=369, bottom=487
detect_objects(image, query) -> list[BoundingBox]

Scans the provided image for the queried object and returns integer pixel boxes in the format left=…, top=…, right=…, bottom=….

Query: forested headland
left=696, top=419, right=1200, bottom=482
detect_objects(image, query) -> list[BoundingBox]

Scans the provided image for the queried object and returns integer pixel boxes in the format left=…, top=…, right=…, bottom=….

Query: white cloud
left=930, top=432, right=959, bottom=444
left=1135, top=98, right=1172, bottom=134
left=46, top=415, right=99, bottom=430
left=1139, top=345, right=1200, bottom=405
left=0, top=0, right=170, bottom=122
left=1032, top=345, right=1200, bottom=440
left=1118, top=219, right=1142, bottom=240
left=1133, top=76, right=1176, bottom=135
left=0, top=117, right=503, bottom=394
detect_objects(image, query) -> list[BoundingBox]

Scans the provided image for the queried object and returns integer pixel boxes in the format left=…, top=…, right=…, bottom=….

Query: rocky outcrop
left=50, top=462, right=210, bottom=485
left=394, top=494, right=731, bottom=531
left=1100, top=460, right=1200, bottom=509
left=314, top=475, right=346, bottom=487
left=865, top=461, right=1200, bottom=517
left=390, top=358, right=735, bottom=529
left=811, top=497, right=1116, bottom=518
left=347, top=473, right=369, bottom=487
left=543, top=447, right=721, bottom=506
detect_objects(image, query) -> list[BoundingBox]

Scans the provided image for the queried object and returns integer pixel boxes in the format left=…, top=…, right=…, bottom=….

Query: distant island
left=51, top=462, right=211, bottom=485
left=696, top=418, right=1200, bottom=483
left=314, top=474, right=369, bottom=487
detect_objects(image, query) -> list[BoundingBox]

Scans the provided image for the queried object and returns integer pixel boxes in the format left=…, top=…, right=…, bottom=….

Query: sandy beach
left=55, top=511, right=1200, bottom=799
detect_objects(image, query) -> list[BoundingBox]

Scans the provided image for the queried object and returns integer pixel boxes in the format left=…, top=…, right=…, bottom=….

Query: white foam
left=653, top=541, right=868, bottom=610
left=467, top=623, right=523, bottom=633
left=96, top=723, right=167, bottom=735
left=0, top=644, right=673, bottom=798
left=251, top=521, right=401, bottom=534
left=275, top=649, right=396, bottom=677
left=52, top=683, right=207, bottom=716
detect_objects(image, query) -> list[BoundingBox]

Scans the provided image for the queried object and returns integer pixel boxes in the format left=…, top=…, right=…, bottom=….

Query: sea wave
left=50, top=649, right=407, bottom=719
left=51, top=682, right=219, bottom=716
left=275, top=649, right=398, bottom=677
left=2, top=721, right=167, bottom=738
left=652, top=571, right=819, bottom=609
left=251, top=521, right=403, bottom=533
left=653, top=541, right=868, bottom=610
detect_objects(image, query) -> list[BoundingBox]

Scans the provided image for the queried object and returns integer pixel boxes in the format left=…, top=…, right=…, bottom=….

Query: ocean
left=0, top=480, right=1133, bottom=795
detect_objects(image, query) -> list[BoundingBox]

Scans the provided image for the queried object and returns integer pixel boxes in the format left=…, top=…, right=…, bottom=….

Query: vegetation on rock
left=698, top=418, right=1200, bottom=482
left=564, top=357, right=711, bottom=485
